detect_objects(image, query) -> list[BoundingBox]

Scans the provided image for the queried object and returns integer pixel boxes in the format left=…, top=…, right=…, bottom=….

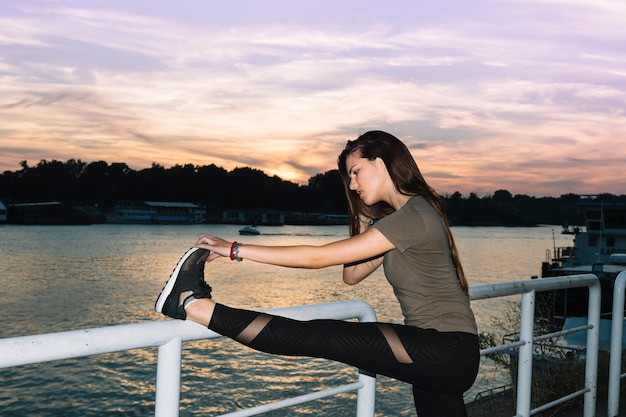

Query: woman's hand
left=195, top=234, right=232, bottom=262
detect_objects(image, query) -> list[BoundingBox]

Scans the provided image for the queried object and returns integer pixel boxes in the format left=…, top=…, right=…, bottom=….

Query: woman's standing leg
left=412, top=386, right=468, bottom=417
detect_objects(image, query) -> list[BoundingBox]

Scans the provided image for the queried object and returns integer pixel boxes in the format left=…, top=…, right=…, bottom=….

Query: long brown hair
left=337, top=130, right=469, bottom=296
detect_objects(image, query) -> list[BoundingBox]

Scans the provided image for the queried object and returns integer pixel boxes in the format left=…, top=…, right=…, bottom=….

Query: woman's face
left=345, top=153, right=389, bottom=206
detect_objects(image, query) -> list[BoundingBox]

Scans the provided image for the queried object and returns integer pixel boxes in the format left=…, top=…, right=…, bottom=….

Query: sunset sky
left=1, top=0, right=624, bottom=197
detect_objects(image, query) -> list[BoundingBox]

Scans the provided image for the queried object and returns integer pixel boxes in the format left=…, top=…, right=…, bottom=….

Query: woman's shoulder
left=405, top=195, right=433, bottom=213
left=402, top=195, right=443, bottom=226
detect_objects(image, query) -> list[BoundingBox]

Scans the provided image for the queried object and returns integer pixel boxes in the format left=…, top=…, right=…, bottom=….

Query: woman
left=155, top=130, right=479, bottom=416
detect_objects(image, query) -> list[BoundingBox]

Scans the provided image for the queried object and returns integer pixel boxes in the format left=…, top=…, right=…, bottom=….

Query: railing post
left=155, top=336, right=183, bottom=417
left=608, top=272, right=626, bottom=417
left=516, top=289, right=536, bottom=417
left=355, top=302, right=377, bottom=417
left=584, top=279, right=601, bottom=417
left=355, top=370, right=376, bottom=417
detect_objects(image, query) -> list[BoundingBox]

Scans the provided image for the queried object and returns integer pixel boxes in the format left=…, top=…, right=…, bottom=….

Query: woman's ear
left=375, top=157, right=387, bottom=170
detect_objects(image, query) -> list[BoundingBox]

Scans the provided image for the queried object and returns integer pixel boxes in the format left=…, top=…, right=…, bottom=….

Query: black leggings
left=208, top=303, right=480, bottom=417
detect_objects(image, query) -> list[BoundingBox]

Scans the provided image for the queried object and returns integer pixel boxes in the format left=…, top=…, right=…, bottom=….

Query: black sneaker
left=155, top=247, right=212, bottom=320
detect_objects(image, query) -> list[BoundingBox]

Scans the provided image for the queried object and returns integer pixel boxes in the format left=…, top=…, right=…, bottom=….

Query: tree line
left=1, top=159, right=624, bottom=226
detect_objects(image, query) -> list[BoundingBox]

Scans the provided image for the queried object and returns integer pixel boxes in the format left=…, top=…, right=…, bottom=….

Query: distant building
left=107, top=201, right=206, bottom=224
left=0, top=201, right=7, bottom=222
left=222, top=209, right=285, bottom=226
left=284, top=212, right=349, bottom=225
left=7, top=201, right=96, bottom=225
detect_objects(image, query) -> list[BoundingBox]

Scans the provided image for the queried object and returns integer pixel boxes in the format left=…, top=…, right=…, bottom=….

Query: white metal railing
left=0, top=300, right=378, bottom=417
left=469, top=274, right=601, bottom=417
left=608, top=270, right=626, bottom=417
left=0, top=276, right=605, bottom=417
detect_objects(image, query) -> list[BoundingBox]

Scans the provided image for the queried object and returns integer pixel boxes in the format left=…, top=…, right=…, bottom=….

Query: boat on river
left=537, top=196, right=626, bottom=328
left=499, top=199, right=626, bottom=392
left=239, top=225, right=260, bottom=235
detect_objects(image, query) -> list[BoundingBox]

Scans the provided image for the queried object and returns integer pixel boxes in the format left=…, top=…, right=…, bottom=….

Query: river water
left=0, top=224, right=573, bottom=416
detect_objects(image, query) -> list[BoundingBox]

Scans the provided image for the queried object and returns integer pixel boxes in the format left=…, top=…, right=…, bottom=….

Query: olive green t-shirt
left=373, top=195, right=477, bottom=334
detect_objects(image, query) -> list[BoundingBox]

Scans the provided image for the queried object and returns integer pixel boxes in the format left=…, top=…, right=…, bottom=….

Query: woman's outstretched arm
left=195, top=227, right=393, bottom=271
